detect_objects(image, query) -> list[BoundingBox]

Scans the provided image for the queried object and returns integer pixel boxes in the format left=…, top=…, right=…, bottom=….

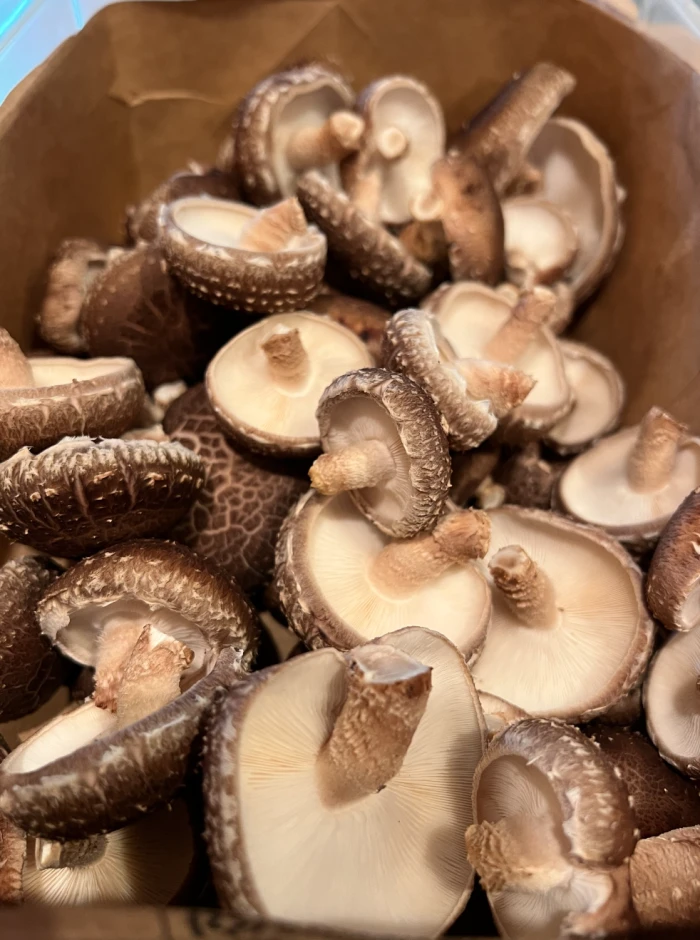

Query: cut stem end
left=261, top=326, right=310, bottom=385
left=627, top=407, right=686, bottom=493
left=489, top=545, right=558, bottom=628
left=484, top=288, right=556, bottom=363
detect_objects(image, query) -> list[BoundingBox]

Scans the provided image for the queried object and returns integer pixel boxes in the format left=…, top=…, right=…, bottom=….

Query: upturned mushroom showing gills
left=466, top=719, right=638, bottom=940
left=0, top=540, right=257, bottom=839
left=471, top=506, right=654, bottom=721
left=204, top=626, right=485, bottom=936
left=383, top=308, right=534, bottom=451
left=558, top=406, right=700, bottom=550
left=0, top=437, right=206, bottom=557
left=296, top=170, right=431, bottom=306
left=309, top=368, right=451, bottom=538
left=235, top=63, right=364, bottom=205
left=275, top=492, right=492, bottom=660
left=0, top=331, right=145, bottom=461
left=206, top=312, right=372, bottom=457
left=646, top=488, right=700, bottom=631
left=630, top=827, right=700, bottom=929
left=502, top=196, right=578, bottom=289
left=159, top=195, right=326, bottom=314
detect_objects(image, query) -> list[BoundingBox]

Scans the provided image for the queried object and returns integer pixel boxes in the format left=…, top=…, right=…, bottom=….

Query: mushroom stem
left=317, top=644, right=431, bottom=807
left=35, top=835, right=107, bottom=871
left=489, top=545, right=559, bottom=628
left=371, top=509, right=491, bottom=596
left=115, top=625, right=194, bottom=729
left=261, top=327, right=310, bottom=385
left=375, top=126, right=409, bottom=161
left=627, top=407, right=686, bottom=493
left=93, top=620, right=146, bottom=712
left=238, top=198, right=307, bottom=252
left=0, top=328, right=34, bottom=389
left=286, top=111, right=365, bottom=173
left=410, top=188, right=444, bottom=222
left=465, top=816, right=568, bottom=892
left=484, top=288, right=556, bottom=363
left=309, top=440, right=395, bottom=495
left=458, top=359, right=536, bottom=417
left=349, top=169, right=383, bottom=222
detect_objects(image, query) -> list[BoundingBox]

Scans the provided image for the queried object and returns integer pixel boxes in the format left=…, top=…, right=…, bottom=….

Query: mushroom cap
left=630, top=827, right=700, bottom=928
left=546, top=339, right=625, bottom=455
left=528, top=117, right=623, bottom=302
left=0, top=557, right=64, bottom=723
left=296, top=170, right=431, bottom=306
left=316, top=368, right=451, bottom=538
left=0, top=438, right=206, bottom=557
left=0, top=646, right=242, bottom=839
left=206, top=312, right=372, bottom=457
left=0, top=356, right=145, bottom=462
left=494, top=442, right=563, bottom=510
left=204, top=626, right=485, bottom=935
left=38, top=539, right=258, bottom=675
left=0, top=807, right=23, bottom=904
left=587, top=726, right=700, bottom=839
left=127, top=166, right=239, bottom=244
left=307, top=287, right=390, bottom=363
left=163, top=384, right=308, bottom=594
left=37, top=238, right=107, bottom=355
left=275, top=491, right=491, bottom=659
left=471, top=506, right=655, bottom=721
left=81, top=244, right=230, bottom=389
left=647, top=488, right=700, bottom=631
left=502, top=196, right=578, bottom=287
left=159, top=196, right=326, bottom=313
left=557, top=420, right=700, bottom=547
left=235, top=63, right=356, bottom=205
left=644, top=626, right=700, bottom=777
left=478, top=692, right=529, bottom=740
left=351, top=75, right=445, bottom=225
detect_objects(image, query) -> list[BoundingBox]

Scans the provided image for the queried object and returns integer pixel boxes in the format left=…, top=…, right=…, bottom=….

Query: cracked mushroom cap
left=163, top=384, right=308, bottom=593
left=0, top=437, right=206, bottom=557
left=159, top=195, right=326, bottom=314
left=0, top=337, right=145, bottom=461
left=647, top=488, right=700, bottom=631
left=426, top=283, right=572, bottom=439
left=644, top=626, right=700, bottom=777
left=502, top=196, right=578, bottom=288
left=206, top=312, right=372, bottom=457
left=235, top=63, right=362, bottom=205
left=296, top=170, right=431, bottom=307
left=307, top=287, right=390, bottom=363
left=0, top=557, right=64, bottom=722
left=545, top=340, right=625, bottom=455
left=630, top=827, right=700, bottom=929
left=471, top=506, right=655, bottom=721
left=204, top=626, right=485, bottom=935
left=37, top=238, right=109, bottom=355
left=466, top=718, right=637, bottom=940
left=275, top=491, right=492, bottom=660
left=528, top=117, right=624, bottom=302
left=383, top=308, right=534, bottom=451
left=309, top=368, right=450, bottom=538
left=557, top=407, right=700, bottom=550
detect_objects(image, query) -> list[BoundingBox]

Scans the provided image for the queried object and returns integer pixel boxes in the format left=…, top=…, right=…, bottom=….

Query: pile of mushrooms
left=0, top=58, right=699, bottom=940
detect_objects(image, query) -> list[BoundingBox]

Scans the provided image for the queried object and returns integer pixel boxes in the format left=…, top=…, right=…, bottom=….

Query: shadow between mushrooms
left=204, top=626, right=485, bottom=936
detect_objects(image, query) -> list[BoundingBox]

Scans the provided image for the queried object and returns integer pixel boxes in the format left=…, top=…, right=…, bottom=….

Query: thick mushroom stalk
left=238, top=198, right=308, bottom=252
left=489, top=545, right=559, bottom=628
left=465, top=816, right=568, bottom=892
left=371, top=509, right=491, bottom=596
left=484, top=287, right=556, bottom=363
left=34, top=835, right=107, bottom=872
left=0, top=328, right=34, bottom=389
left=309, top=440, right=396, bottom=495
left=317, top=644, right=431, bottom=806
left=627, top=407, right=686, bottom=493
left=286, top=111, right=366, bottom=173
left=261, top=326, right=310, bottom=386
left=375, top=126, right=409, bottom=161
left=458, top=359, right=536, bottom=418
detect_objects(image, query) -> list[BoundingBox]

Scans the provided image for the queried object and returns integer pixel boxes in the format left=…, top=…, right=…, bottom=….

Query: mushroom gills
left=503, top=198, right=578, bottom=287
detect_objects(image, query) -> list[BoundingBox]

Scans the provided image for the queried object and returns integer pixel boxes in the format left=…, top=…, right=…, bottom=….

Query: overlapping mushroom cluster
left=0, top=59, right=699, bottom=940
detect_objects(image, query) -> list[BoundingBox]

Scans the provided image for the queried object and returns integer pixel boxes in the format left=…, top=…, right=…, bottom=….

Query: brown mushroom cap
left=647, top=488, right=700, bottom=631
left=296, top=170, right=431, bottom=306
left=494, top=443, right=564, bottom=510
left=159, top=196, right=326, bottom=313
left=545, top=340, right=625, bottom=455
left=204, top=626, right=485, bottom=935
left=0, top=557, right=64, bottom=722
left=557, top=407, right=700, bottom=549
left=235, top=63, right=361, bottom=205
left=37, top=238, right=109, bottom=355
left=275, top=491, right=492, bottom=660
left=471, top=506, right=655, bottom=721
left=163, top=384, right=308, bottom=594
left=307, top=287, right=390, bottom=363
left=383, top=308, right=534, bottom=451
left=310, top=368, right=450, bottom=538
left=630, top=827, right=700, bottom=929
left=466, top=718, right=637, bottom=940
left=206, top=312, right=372, bottom=458
left=0, top=438, right=206, bottom=557
left=502, top=196, right=578, bottom=288
left=0, top=353, right=145, bottom=462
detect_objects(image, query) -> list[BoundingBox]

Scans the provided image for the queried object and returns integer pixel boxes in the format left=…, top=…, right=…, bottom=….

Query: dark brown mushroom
left=647, top=488, right=700, bottom=632
left=495, top=443, right=565, bottom=510
left=307, top=287, right=390, bottom=363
